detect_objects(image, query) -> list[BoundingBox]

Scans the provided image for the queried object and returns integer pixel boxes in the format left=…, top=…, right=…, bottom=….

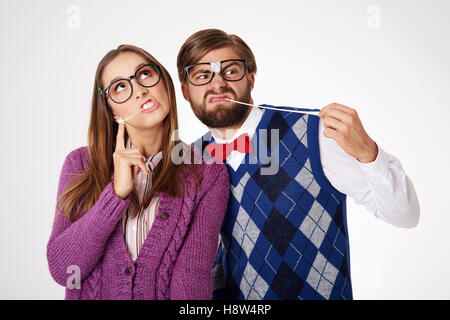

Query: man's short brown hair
left=177, top=29, right=257, bottom=83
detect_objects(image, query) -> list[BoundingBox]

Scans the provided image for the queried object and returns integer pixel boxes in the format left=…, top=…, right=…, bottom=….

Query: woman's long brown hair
left=56, top=44, right=197, bottom=223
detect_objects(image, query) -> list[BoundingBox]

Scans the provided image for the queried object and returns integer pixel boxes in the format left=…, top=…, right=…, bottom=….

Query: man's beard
left=190, top=85, right=251, bottom=128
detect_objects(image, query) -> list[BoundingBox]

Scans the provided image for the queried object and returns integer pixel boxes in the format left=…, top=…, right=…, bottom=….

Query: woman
left=46, top=45, right=230, bottom=300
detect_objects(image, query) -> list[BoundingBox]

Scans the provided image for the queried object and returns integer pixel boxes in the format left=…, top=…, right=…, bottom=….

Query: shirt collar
left=210, top=106, right=264, bottom=144
left=126, top=137, right=163, bottom=171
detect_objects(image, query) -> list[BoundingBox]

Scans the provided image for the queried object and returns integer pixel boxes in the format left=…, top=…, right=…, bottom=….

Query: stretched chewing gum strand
left=115, top=108, right=143, bottom=124
left=224, top=98, right=321, bottom=116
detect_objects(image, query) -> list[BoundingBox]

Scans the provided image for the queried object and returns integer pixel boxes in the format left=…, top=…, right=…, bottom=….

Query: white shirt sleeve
left=318, top=118, right=420, bottom=228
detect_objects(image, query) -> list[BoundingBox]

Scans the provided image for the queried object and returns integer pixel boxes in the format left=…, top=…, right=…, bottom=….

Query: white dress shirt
left=211, top=106, right=420, bottom=228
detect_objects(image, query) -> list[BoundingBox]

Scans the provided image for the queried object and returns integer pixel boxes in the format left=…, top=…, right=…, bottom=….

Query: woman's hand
left=113, top=122, right=148, bottom=199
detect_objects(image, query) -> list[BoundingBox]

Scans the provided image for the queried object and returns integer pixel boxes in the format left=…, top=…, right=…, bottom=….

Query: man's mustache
left=203, top=88, right=236, bottom=104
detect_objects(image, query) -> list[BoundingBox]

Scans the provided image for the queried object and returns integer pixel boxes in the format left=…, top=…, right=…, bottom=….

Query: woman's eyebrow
left=135, top=62, right=147, bottom=70
left=107, top=63, right=148, bottom=86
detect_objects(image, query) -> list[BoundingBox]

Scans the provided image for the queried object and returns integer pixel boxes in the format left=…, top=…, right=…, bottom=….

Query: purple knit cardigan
left=46, top=146, right=230, bottom=300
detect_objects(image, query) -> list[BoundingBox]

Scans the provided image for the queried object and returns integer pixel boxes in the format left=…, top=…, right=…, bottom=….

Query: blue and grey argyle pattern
left=195, top=106, right=353, bottom=300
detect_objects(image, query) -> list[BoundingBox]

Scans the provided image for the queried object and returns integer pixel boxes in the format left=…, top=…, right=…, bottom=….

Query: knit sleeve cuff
left=93, top=180, right=131, bottom=221
left=353, top=143, right=390, bottom=179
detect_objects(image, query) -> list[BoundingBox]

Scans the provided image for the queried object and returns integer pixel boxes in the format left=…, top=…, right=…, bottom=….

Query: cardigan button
left=124, top=267, right=132, bottom=276
left=158, top=212, right=169, bottom=220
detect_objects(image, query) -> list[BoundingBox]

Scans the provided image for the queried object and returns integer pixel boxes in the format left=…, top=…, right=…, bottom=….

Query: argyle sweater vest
left=194, top=106, right=353, bottom=300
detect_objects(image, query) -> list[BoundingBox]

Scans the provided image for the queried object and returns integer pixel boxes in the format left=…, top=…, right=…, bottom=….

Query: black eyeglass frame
left=101, top=63, right=162, bottom=104
left=184, top=59, right=247, bottom=86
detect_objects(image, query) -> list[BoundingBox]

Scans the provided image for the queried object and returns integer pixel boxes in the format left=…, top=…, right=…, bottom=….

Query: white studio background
left=0, top=0, right=449, bottom=299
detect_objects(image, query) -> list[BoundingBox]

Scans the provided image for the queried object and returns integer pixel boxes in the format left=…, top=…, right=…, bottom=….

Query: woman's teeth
left=142, top=101, right=154, bottom=110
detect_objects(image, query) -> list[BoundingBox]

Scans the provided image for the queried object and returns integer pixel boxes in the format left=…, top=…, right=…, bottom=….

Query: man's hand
left=318, top=103, right=378, bottom=163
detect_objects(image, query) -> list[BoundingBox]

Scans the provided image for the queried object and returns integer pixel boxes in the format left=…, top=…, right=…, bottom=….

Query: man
left=176, top=29, right=420, bottom=300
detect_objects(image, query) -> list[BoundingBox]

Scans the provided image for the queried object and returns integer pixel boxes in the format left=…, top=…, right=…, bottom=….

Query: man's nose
left=209, top=72, right=227, bottom=90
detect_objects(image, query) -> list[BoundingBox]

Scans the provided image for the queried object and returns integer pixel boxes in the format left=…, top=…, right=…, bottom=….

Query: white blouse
left=121, top=137, right=162, bottom=262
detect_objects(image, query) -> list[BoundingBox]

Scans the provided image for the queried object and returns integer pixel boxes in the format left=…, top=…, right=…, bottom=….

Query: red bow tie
left=205, top=133, right=254, bottom=162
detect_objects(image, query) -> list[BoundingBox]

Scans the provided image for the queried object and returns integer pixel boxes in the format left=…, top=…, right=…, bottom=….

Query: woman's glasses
left=100, top=63, right=161, bottom=104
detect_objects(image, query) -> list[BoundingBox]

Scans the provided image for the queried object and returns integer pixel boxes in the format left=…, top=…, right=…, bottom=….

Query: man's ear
left=181, top=83, right=190, bottom=101
left=248, top=72, right=255, bottom=90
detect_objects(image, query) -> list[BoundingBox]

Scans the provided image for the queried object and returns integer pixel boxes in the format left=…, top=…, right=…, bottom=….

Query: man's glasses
left=184, top=59, right=247, bottom=86
left=100, top=63, right=161, bottom=104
